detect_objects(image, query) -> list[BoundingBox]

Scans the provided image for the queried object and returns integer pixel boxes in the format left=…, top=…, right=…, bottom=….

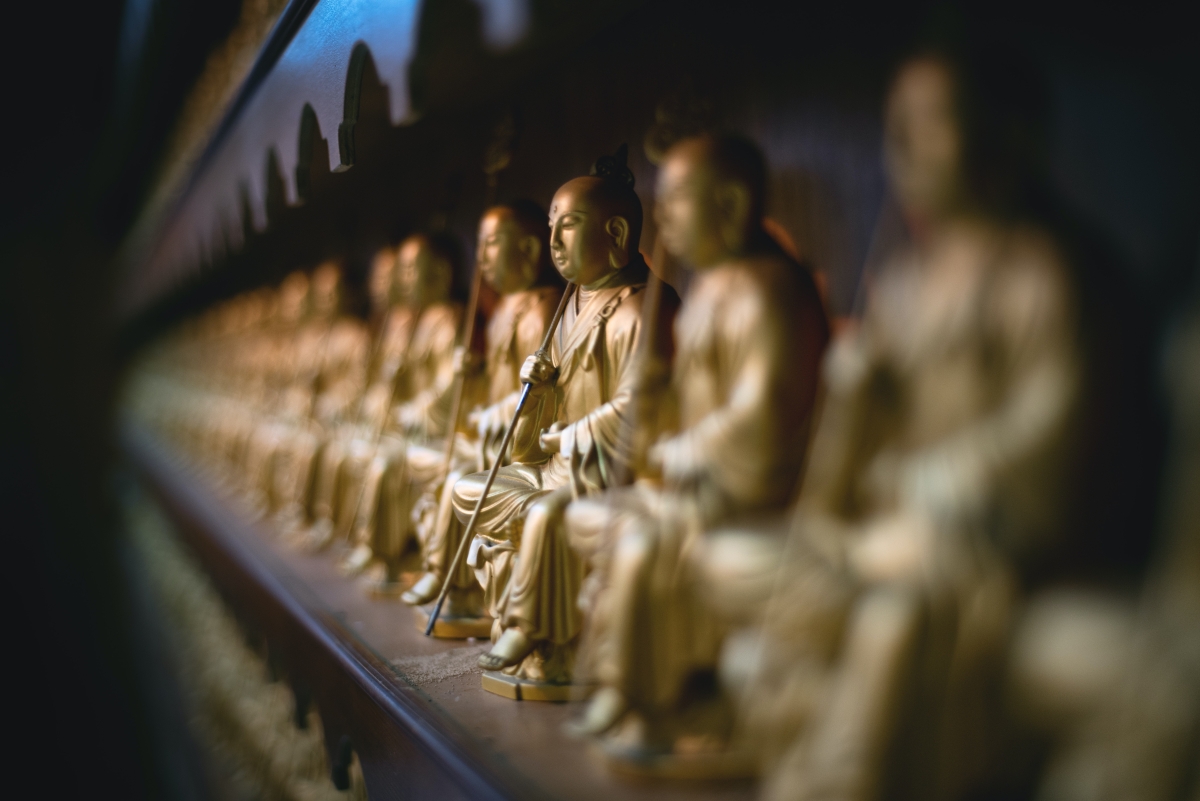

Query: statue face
left=279, top=272, right=309, bottom=322
left=368, top=247, right=397, bottom=312
left=549, top=178, right=627, bottom=287
left=311, top=263, right=342, bottom=316
left=655, top=142, right=728, bottom=268
left=397, top=236, right=450, bottom=308
left=885, top=58, right=963, bottom=221
left=477, top=209, right=538, bottom=294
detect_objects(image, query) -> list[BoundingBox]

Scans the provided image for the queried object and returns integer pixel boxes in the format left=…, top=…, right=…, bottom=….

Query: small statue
left=401, top=201, right=563, bottom=634
left=452, top=147, right=660, bottom=697
left=563, top=134, right=830, bottom=772
left=296, top=246, right=417, bottom=550
left=269, top=263, right=370, bottom=530
left=727, top=53, right=1084, bottom=799
left=336, top=234, right=462, bottom=591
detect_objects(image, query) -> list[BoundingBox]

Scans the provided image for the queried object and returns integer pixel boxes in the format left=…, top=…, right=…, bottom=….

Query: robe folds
left=453, top=257, right=653, bottom=647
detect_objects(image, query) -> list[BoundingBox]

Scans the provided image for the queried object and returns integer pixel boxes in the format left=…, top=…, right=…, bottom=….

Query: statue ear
left=605, top=216, right=630, bottom=253
left=716, top=181, right=752, bottom=236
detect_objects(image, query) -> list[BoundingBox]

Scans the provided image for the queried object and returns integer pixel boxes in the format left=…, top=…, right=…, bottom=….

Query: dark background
left=1, top=0, right=1196, bottom=797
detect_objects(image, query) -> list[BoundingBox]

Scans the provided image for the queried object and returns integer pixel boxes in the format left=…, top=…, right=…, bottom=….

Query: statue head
left=310, top=261, right=344, bottom=318
left=396, top=233, right=454, bottom=309
left=885, top=47, right=1047, bottom=225
left=548, top=146, right=643, bottom=287
left=368, top=245, right=398, bottom=313
left=655, top=134, right=768, bottom=268
left=476, top=199, right=551, bottom=295
left=278, top=271, right=310, bottom=324
left=885, top=57, right=965, bottom=224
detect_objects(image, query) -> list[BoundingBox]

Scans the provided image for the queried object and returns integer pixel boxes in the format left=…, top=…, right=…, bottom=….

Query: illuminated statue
left=336, top=234, right=461, bottom=589
left=401, top=202, right=562, bottom=634
left=564, top=135, right=829, bottom=768
left=721, top=54, right=1084, bottom=798
left=453, top=149, right=656, bottom=696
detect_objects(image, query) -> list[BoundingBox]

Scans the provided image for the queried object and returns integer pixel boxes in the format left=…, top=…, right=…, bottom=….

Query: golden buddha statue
left=295, top=246, right=416, bottom=550
left=563, top=134, right=830, bottom=768
left=716, top=54, right=1085, bottom=798
left=451, top=149, right=659, bottom=696
left=269, top=263, right=370, bottom=530
left=337, top=234, right=462, bottom=587
left=401, top=201, right=563, bottom=632
left=398, top=199, right=561, bottom=618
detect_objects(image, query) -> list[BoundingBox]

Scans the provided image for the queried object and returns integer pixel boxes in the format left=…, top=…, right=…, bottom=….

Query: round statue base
left=480, top=671, right=590, bottom=702
left=413, top=607, right=493, bottom=639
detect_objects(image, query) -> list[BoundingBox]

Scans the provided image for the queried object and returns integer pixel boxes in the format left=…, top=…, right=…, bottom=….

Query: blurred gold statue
left=453, top=148, right=657, bottom=696
left=564, top=134, right=829, bottom=772
left=295, top=245, right=416, bottom=551
left=337, top=234, right=462, bottom=591
left=401, top=202, right=562, bottom=634
left=714, top=54, right=1084, bottom=799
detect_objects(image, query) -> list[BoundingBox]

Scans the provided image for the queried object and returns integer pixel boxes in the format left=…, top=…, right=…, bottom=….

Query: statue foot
left=478, top=627, right=534, bottom=670
left=401, top=572, right=441, bottom=606
left=568, top=687, right=628, bottom=737
left=339, top=544, right=374, bottom=577
left=303, top=518, right=335, bottom=551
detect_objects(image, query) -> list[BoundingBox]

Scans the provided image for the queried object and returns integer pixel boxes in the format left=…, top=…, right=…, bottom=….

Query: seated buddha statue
left=293, top=245, right=416, bottom=550
left=336, top=234, right=463, bottom=588
left=717, top=54, right=1085, bottom=799
left=269, top=263, right=370, bottom=531
left=451, top=148, right=664, bottom=695
left=400, top=200, right=563, bottom=634
left=562, top=134, right=829, bottom=770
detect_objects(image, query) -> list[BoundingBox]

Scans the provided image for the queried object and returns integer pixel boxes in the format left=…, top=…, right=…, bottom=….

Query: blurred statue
left=701, top=53, right=1085, bottom=800
left=564, top=134, right=829, bottom=773
left=453, top=148, right=658, bottom=697
left=269, top=263, right=369, bottom=529
left=295, top=245, right=416, bottom=551
left=337, top=234, right=462, bottom=592
left=401, top=202, right=562, bottom=635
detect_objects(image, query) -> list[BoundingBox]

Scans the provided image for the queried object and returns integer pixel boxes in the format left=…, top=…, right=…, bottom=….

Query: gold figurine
left=451, top=148, right=658, bottom=697
left=403, top=202, right=563, bottom=636
left=563, top=134, right=830, bottom=774
left=719, top=54, right=1084, bottom=799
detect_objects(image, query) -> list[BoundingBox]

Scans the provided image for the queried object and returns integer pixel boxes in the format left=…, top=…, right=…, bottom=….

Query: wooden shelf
left=122, top=422, right=755, bottom=800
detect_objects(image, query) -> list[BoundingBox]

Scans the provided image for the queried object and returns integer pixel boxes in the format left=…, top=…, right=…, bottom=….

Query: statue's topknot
left=590, top=143, right=635, bottom=189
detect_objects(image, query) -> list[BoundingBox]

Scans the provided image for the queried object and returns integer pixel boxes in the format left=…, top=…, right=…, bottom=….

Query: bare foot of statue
left=401, top=572, right=440, bottom=606
left=569, top=687, right=628, bottom=737
left=339, top=543, right=374, bottom=576
left=478, top=627, right=534, bottom=670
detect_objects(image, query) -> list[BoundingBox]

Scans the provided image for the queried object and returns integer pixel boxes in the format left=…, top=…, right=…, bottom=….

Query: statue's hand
left=452, top=345, right=467, bottom=375
left=539, top=421, right=564, bottom=454
left=520, top=350, right=557, bottom=387
left=395, top=403, right=422, bottom=431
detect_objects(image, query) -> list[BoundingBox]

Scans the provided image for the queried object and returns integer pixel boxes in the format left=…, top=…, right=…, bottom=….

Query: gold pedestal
left=480, top=671, right=590, bottom=701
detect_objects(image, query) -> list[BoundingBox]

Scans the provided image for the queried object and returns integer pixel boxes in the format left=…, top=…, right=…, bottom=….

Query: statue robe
left=353, top=300, right=461, bottom=562
left=567, top=248, right=829, bottom=713
left=420, top=285, right=562, bottom=592
left=452, top=257, right=652, bottom=656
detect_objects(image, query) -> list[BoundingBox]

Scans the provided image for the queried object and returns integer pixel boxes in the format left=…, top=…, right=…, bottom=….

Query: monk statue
left=562, top=134, right=829, bottom=770
left=337, top=234, right=462, bottom=587
left=711, top=53, right=1085, bottom=799
left=295, top=245, right=417, bottom=551
left=401, top=201, right=563, bottom=633
left=452, top=148, right=660, bottom=696
left=269, top=263, right=370, bottom=531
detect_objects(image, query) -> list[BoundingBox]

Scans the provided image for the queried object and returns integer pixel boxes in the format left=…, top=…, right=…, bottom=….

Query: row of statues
left=127, top=52, right=1198, bottom=799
